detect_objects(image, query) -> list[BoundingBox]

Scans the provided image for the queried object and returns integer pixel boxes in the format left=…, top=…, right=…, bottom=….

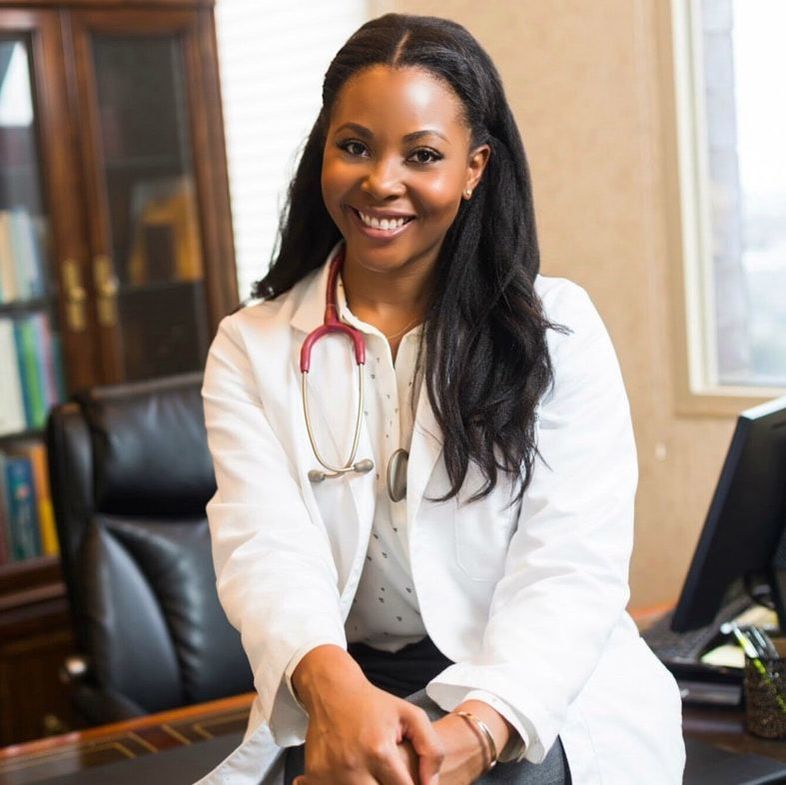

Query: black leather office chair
left=46, top=372, right=252, bottom=725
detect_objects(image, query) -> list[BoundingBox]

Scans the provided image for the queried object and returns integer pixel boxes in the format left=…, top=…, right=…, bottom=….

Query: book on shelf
left=0, top=441, right=59, bottom=565
left=0, top=312, right=65, bottom=435
left=0, top=451, right=43, bottom=563
left=32, top=312, right=59, bottom=408
left=0, top=208, right=47, bottom=304
left=0, top=211, right=16, bottom=302
left=9, top=209, right=46, bottom=299
left=13, top=315, right=46, bottom=428
left=0, top=318, right=26, bottom=436
left=26, top=441, right=58, bottom=556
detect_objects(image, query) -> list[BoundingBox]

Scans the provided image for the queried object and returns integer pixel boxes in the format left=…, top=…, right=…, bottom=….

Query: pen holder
left=744, top=655, right=786, bottom=739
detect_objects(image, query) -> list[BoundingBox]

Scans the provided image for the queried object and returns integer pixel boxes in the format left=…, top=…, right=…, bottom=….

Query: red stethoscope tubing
left=300, top=249, right=372, bottom=480
left=299, top=249, right=365, bottom=372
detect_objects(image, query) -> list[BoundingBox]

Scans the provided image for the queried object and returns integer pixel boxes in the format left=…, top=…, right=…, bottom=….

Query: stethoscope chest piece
left=386, top=447, right=409, bottom=502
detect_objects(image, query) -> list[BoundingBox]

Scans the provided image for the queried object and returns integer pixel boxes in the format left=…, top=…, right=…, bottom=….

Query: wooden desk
left=3, top=691, right=786, bottom=783
left=0, top=693, right=253, bottom=785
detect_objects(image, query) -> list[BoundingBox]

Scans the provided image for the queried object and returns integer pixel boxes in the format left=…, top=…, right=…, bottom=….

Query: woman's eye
left=340, top=140, right=368, bottom=157
left=409, top=148, right=442, bottom=165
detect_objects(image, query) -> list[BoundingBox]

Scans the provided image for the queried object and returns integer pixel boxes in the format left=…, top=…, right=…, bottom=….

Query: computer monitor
left=671, top=395, right=786, bottom=633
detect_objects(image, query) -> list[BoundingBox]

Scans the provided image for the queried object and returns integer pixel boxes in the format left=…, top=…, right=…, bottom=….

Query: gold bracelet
left=454, top=711, right=498, bottom=771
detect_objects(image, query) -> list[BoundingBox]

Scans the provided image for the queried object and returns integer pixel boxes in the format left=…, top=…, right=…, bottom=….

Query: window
left=215, top=2, right=368, bottom=301
left=674, top=0, right=786, bottom=397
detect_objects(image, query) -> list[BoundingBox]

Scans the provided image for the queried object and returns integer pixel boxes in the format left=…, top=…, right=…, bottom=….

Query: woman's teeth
left=357, top=210, right=412, bottom=231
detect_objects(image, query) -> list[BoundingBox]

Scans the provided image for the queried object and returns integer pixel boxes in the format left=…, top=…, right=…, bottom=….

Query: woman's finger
left=369, top=742, right=418, bottom=785
left=399, top=705, right=444, bottom=785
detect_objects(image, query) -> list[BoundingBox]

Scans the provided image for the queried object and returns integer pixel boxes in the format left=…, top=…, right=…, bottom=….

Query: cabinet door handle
left=93, top=254, right=119, bottom=327
left=62, top=258, right=87, bottom=332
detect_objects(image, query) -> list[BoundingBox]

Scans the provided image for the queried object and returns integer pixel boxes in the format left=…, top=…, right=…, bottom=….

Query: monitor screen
left=671, top=396, right=786, bottom=632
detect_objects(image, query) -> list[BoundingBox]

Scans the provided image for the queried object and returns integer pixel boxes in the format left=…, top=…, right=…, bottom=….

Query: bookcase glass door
left=0, top=36, right=65, bottom=440
left=90, top=32, right=209, bottom=383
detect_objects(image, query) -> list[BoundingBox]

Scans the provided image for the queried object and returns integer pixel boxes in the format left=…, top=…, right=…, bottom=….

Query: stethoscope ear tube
left=301, top=360, right=370, bottom=476
left=301, top=249, right=408, bottom=501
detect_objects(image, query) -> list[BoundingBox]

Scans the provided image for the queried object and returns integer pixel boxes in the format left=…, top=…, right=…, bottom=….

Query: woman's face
left=321, top=65, right=489, bottom=277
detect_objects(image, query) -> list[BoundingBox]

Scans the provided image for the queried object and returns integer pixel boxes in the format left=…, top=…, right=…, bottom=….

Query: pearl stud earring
left=465, top=189, right=472, bottom=198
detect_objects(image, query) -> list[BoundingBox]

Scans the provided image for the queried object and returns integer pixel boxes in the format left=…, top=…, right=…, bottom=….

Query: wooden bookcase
left=0, top=0, right=236, bottom=745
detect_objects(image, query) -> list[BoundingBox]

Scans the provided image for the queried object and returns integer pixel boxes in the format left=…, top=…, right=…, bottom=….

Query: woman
left=195, top=13, right=684, bottom=785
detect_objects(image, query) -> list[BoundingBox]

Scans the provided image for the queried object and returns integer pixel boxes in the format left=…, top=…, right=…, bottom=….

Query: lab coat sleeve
left=426, top=282, right=637, bottom=763
left=202, top=314, right=347, bottom=747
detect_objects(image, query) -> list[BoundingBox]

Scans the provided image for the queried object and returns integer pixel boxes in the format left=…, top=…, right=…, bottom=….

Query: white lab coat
left=195, top=245, right=685, bottom=785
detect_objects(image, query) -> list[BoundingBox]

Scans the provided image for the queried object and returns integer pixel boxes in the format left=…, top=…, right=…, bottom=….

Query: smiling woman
left=195, top=12, right=685, bottom=785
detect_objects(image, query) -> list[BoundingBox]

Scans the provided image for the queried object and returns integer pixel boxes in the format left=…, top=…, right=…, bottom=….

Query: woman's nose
left=361, top=156, right=405, bottom=200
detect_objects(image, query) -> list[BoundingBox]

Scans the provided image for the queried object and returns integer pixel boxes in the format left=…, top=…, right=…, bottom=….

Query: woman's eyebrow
left=403, top=129, right=449, bottom=143
left=335, top=122, right=374, bottom=138
left=334, top=122, right=449, bottom=143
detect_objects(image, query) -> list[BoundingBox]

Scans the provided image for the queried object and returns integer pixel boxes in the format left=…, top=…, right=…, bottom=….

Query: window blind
left=215, top=1, right=368, bottom=300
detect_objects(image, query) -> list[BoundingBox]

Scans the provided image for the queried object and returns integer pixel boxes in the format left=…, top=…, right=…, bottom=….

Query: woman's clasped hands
left=291, top=645, right=489, bottom=785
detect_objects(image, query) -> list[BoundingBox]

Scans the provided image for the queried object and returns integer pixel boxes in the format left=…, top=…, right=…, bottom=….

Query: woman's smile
left=348, top=205, right=417, bottom=240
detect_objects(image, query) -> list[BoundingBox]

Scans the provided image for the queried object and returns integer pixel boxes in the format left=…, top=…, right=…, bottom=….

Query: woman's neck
left=341, top=251, right=436, bottom=332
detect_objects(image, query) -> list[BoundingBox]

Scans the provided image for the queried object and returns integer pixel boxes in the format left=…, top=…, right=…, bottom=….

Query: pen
left=730, top=623, right=786, bottom=716
left=750, top=626, right=779, bottom=660
left=746, top=627, right=768, bottom=658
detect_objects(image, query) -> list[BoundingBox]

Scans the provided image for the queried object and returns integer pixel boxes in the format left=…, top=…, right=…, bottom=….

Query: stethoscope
left=300, top=249, right=409, bottom=502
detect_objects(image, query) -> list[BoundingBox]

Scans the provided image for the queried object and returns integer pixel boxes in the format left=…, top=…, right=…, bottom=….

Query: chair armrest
left=59, top=654, right=147, bottom=724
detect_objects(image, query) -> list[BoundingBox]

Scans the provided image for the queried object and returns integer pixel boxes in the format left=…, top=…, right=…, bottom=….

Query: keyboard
left=643, top=612, right=722, bottom=664
left=642, top=594, right=754, bottom=668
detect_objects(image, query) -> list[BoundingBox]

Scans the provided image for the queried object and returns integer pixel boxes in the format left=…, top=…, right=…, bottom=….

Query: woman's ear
left=464, top=144, right=491, bottom=198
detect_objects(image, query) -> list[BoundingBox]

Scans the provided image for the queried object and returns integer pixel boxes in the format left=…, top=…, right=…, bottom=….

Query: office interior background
left=0, top=0, right=784, bottom=755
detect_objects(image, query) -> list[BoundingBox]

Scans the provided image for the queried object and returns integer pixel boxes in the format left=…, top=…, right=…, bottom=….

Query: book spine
left=0, top=318, right=27, bottom=436
left=4, top=456, right=42, bottom=560
left=27, top=211, right=45, bottom=298
left=12, top=318, right=34, bottom=428
left=8, top=210, right=31, bottom=301
left=27, top=442, right=58, bottom=556
left=32, top=312, right=58, bottom=409
left=15, top=316, right=46, bottom=428
left=0, top=211, right=19, bottom=302
left=14, top=210, right=45, bottom=299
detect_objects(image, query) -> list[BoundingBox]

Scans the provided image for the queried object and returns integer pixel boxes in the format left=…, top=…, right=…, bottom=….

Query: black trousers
left=347, top=636, right=453, bottom=697
left=283, top=637, right=571, bottom=784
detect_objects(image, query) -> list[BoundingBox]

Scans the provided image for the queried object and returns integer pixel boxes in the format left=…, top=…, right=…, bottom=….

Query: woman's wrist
left=451, top=699, right=512, bottom=762
left=454, top=712, right=498, bottom=770
left=431, top=713, right=487, bottom=782
left=291, top=644, right=366, bottom=714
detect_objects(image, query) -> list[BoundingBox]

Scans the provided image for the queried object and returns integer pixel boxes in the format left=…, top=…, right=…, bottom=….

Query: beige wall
left=371, top=0, right=738, bottom=608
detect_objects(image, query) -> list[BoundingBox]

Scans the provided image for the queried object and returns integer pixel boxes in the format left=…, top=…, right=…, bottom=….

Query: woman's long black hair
left=253, top=13, right=562, bottom=505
